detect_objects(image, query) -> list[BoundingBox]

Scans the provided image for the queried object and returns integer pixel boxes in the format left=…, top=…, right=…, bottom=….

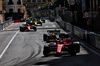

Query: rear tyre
left=43, top=34, right=47, bottom=41
left=20, top=26, right=25, bottom=32
left=33, top=27, right=37, bottom=31
left=42, top=20, right=45, bottom=23
left=40, top=22, right=42, bottom=26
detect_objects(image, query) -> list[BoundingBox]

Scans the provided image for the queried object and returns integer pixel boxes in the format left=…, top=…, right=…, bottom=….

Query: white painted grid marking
left=0, top=30, right=19, bottom=59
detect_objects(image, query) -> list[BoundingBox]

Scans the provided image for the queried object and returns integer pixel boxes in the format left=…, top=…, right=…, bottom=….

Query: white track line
left=0, top=30, right=19, bottom=59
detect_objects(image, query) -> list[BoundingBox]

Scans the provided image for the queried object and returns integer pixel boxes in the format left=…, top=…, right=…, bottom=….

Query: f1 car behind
left=19, top=23, right=37, bottom=32
left=43, top=29, right=60, bottom=41
left=33, top=19, right=42, bottom=26
left=43, top=38, right=80, bottom=56
left=25, top=17, right=42, bottom=25
left=43, top=29, right=71, bottom=43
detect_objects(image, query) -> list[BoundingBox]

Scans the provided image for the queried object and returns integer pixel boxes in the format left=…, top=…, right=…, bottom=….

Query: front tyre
left=70, top=42, right=80, bottom=56
left=43, top=46, right=50, bottom=57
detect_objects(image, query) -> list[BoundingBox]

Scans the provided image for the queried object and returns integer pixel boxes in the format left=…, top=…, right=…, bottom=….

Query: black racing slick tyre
left=73, top=42, right=80, bottom=53
left=46, top=37, right=49, bottom=43
left=40, top=23, right=42, bottom=26
left=43, top=34, right=47, bottom=41
left=65, top=34, right=70, bottom=38
left=20, top=27, right=25, bottom=32
left=42, top=20, right=45, bottom=23
left=70, top=45, right=76, bottom=56
left=70, top=42, right=80, bottom=56
left=33, top=27, right=37, bottom=31
left=43, top=46, right=50, bottom=57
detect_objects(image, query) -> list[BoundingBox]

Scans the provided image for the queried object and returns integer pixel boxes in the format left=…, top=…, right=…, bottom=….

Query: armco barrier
left=95, top=34, right=100, bottom=49
left=66, top=22, right=74, bottom=33
left=0, top=24, right=3, bottom=30
left=0, top=19, right=12, bottom=31
left=83, top=30, right=88, bottom=42
left=57, top=16, right=100, bottom=50
left=4, top=22, right=7, bottom=28
left=63, top=21, right=66, bottom=30
left=59, top=17, right=64, bottom=27
left=2, top=22, right=4, bottom=29
left=73, top=26, right=85, bottom=40
left=55, top=16, right=63, bottom=27
left=87, top=32, right=96, bottom=46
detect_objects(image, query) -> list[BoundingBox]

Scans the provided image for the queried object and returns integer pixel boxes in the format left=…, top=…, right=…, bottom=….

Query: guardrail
left=56, top=16, right=100, bottom=50
left=0, top=19, right=12, bottom=31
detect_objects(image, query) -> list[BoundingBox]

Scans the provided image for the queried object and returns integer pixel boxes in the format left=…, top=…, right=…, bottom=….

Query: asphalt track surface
left=0, top=20, right=100, bottom=66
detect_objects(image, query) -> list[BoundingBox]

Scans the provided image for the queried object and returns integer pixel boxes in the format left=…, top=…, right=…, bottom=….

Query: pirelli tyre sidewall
left=20, top=26, right=25, bottom=32
left=70, top=42, right=80, bottom=56
left=33, top=27, right=37, bottom=31
left=43, top=46, right=50, bottom=57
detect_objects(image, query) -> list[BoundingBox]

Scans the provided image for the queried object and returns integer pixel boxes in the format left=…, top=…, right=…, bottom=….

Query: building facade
left=83, top=0, right=100, bottom=33
left=23, top=0, right=52, bottom=8
left=68, top=0, right=100, bottom=33
left=0, top=0, right=5, bottom=23
left=4, top=0, right=25, bottom=20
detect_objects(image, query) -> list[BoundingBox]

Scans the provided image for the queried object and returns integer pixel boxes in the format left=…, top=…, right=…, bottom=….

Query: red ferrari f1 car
left=43, top=38, right=80, bottom=56
left=20, top=24, right=37, bottom=32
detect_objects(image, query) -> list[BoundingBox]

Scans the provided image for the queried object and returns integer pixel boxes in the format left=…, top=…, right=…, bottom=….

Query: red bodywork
left=57, top=43, right=69, bottom=53
left=50, top=38, right=74, bottom=54
left=23, top=24, right=31, bottom=30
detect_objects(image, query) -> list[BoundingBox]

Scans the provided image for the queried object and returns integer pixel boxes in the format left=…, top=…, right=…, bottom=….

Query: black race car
left=43, top=29, right=60, bottom=41
left=31, top=18, right=42, bottom=26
